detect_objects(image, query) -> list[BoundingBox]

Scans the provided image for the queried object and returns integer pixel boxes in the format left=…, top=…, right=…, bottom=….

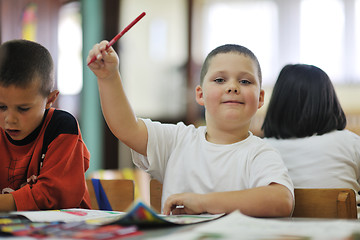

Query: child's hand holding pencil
left=87, top=11, right=146, bottom=66
left=87, top=40, right=120, bottom=80
left=87, top=12, right=146, bottom=80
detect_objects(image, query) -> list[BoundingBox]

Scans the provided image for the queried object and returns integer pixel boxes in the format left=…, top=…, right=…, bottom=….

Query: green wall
left=81, top=0, right=104, bottom=175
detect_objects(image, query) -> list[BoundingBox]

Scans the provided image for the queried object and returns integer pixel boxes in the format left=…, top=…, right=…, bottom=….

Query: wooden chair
left=86, top=179, right=135, bottom=212
left=150, top=179, right=163, bottom=213
left=293, top=188, right=357, bottom=219
left=148, top=181, right=358, bottom=219
left=87, top=168, right=151, bottom=204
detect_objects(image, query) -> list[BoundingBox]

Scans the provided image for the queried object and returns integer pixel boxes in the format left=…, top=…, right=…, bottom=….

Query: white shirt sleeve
left=131, top=119, right=187, bottom=182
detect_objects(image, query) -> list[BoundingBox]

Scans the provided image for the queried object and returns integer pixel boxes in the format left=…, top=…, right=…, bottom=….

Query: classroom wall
left=118, top=0, right=189, bottom=120
left=1, top=0, right=359, bottom=174
left=112, top=0, right=360, bottom=168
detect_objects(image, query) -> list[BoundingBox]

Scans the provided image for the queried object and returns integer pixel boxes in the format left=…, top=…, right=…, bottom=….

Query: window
left=355, top=0, right=360, bottom=80
left=200, top=1, right=278, bottom=86
left=195, top=0, right=360, bottom=85
left=300, top=0, right=344, bottom=83
left=57, top=2, right=82, bottom=95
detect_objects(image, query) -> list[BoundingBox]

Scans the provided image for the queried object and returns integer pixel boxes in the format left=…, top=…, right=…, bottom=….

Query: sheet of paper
left=12, top=209, right=124, bottom=223
left=148, top=211, right=360, bottom=240
left=194, top=211, right=360, bottom=239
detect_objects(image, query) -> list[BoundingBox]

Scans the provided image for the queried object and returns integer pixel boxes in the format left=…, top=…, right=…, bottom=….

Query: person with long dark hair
left=262, top=63, right=360, bottom=217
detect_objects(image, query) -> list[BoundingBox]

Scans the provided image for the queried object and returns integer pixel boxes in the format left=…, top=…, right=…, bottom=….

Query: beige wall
left=119, top=0, right=188, bottom=119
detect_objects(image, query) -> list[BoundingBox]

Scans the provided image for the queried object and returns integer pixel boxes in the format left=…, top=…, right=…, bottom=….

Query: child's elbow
left=278, top=195, right=294, bottom=217
left=265, top=184, right=294, bottom=217
left=274, top=189, right=294, bottom=217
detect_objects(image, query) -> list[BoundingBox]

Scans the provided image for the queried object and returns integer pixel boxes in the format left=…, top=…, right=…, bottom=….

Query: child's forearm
left=97, top=71, right=136, bottom=136
left=164, top=184, right=293, bottom=217
left=97, top=72, right=148, bottom=155
left=201, top=184, right=293, bottom=217
left=0, top=194, right=16, bottom=211
left=87, top=41, right=148, bottom=155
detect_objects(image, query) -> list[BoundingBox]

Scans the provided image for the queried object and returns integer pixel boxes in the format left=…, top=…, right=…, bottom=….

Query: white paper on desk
left=11, top=208, right=125, bottom=223
left=149, top=211, right=360, bottom=240
left=194, top=211, right=360, bottom=239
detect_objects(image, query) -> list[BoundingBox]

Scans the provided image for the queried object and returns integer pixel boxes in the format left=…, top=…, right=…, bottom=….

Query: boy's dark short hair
left=0, top=39, right=54, bottom=96
left=262, top=64, right=346, bottom=139
left=200, top=44, right=262, bottom=86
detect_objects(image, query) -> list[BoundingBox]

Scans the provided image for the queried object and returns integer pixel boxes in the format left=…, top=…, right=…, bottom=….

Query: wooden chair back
left=293, top=188, right=357, bottom=219
left=149, top=182, right=358, bottom=219
left=87, top=168, right=151, bottom=203
left=150, top=179, right=163, bottom=213
left=86, top=179, right=135, bottom=212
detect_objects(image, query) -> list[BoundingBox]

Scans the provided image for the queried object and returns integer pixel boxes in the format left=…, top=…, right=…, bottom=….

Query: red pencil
left=87, top=12, right=146, bottom=65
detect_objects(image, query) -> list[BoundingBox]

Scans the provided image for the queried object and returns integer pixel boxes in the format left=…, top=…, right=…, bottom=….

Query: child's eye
left=214, top=78, right=225, bottom=83
left=240, top=79, right=251, bottom=84
left=18, top=107, right=30, bottom=112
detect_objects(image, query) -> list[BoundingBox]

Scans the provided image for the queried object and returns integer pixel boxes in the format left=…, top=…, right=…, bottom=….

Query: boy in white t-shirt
left=87, top=42, right=294, bottom=217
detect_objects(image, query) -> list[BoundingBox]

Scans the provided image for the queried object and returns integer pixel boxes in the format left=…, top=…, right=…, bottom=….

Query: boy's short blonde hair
left=200, top=44, right=262, bottom=87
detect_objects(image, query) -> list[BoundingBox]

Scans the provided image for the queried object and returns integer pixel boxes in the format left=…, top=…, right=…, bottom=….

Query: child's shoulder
left=142, top=118, right=206, bottom=138
left=51, top=109, right=77, bottom=123
left=337, top=129, right=359, bottom=138
left=316, top=129, right=360, bottom=143
left=246, top=132, right=267, bottom=144
left=247, top=133, right=281, bottom=152
left=143, top=118, right=203, bottom=131
left=334, top=130, right=360, bottom=145
left=44, top=108, right=79, bottom=137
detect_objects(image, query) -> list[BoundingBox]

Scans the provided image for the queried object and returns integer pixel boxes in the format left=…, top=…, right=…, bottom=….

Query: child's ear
left=46, top=90, right=59, bottom=109
left=195, top=85, right=204, bottom=106
left=258, top=89, right=265, bottom=109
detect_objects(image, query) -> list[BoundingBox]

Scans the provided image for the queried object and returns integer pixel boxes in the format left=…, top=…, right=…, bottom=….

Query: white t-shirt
left=265, top=130, right=360, bottom=217
left=132, top=119, right=294, bottom=212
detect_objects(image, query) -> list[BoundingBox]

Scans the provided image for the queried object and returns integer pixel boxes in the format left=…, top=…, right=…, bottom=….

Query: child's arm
left=0, top=194, right=16, bottom=211
left=87, top=41, right=148, bottom=156
left=162, top=183, right=293, bottom=217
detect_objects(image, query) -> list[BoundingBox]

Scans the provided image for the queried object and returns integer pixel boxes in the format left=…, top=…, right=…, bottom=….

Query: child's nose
left=226, top=82, right=240, bottom=94
left=5, top=111, right=18, bottom=125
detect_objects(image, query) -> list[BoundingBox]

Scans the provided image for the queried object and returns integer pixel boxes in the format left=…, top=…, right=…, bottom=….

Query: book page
left=12, top=209, right=124, bottom=223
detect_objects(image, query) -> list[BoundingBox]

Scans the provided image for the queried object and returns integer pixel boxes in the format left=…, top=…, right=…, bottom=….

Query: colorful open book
left=8, top=200, right=224, bottom=227
left=1, top=201, right=223, bottom=238
left=106, top=200, right=225, bottom=227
